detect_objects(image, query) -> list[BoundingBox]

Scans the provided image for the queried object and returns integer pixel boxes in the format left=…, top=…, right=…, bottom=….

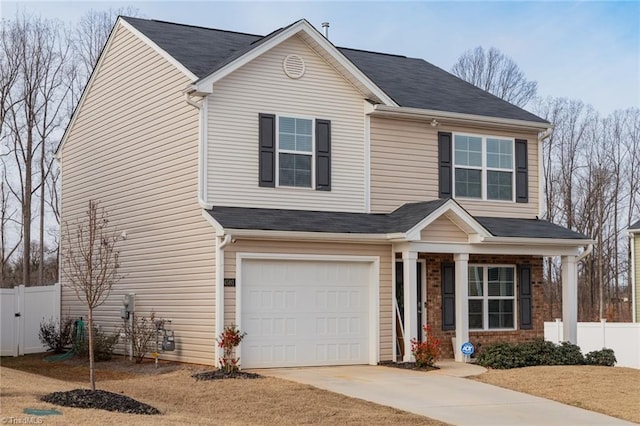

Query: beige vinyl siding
left=60, top=24, right=217, bottom=366
left=207, top=35, right=366, bottom=212
left=370, top=117, right=540, bottom=218
left=221, top=239, right=393, bottom=361
left=420, top=216, right=469, bottom=242
left=635, top=236, right=640, bottom=323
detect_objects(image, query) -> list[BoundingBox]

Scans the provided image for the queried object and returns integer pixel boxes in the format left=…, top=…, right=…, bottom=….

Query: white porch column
left=561, top=255, right=578, bottom=343
left=454, top=253, right=469, bottom=362
left=402, top=251, right=418, bottom=362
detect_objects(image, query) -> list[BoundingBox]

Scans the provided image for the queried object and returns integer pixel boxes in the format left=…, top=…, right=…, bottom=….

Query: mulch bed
left=379, top=361, right=439, bottom=372
left=41, top=389, right=161, bottom=415
left=192, top=370, right=263, bottom=381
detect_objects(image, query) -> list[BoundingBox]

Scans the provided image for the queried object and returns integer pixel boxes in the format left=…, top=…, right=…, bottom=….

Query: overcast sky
left=3, top=1, right=639, bottom=115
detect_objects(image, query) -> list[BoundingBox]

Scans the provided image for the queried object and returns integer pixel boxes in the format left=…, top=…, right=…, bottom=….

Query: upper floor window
left=468, top=265, right=516, bottom=330
left=454, top=134, right=514, bottom=201
left=258, top=113, right=331, bottom=191
left=278, top=117, right=313, bottom=188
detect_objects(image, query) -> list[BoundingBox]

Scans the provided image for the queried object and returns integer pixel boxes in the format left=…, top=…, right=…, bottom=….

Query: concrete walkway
left=253, top=363, right=634, bottom=426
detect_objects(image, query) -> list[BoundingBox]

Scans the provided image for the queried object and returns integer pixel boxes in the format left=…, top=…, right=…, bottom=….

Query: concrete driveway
left=253, top=364, right=634, bottom=426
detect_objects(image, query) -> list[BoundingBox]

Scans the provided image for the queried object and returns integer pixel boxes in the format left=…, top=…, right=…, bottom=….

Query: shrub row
left=476, top=339, right=616, bottom=369
left=39, top=317, right=119, bottom=361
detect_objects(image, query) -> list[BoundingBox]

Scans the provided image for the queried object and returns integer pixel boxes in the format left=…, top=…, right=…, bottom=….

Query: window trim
left=275, top=114, right=316, bottom=189
left=468, top=264, right=518, bottom=331
left=453, top=133, right=516, bottom=202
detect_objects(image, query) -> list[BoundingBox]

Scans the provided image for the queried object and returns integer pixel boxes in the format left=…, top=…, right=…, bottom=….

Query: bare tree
left=451, top=46, right=538, bottom=107
left=61, top=200, right=122, bottom=390
left=2, top=14, right=73, bottom=286
left=1, top=174, right=22, bottom=287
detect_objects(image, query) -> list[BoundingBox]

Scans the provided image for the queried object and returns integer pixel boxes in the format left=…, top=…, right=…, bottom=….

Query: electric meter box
left=123, top=293, right=135, bottom=313
left=162, top=331, right=175, bottom=351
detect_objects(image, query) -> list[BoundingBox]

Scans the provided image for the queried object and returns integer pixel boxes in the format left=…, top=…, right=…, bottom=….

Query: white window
left=468, top=265, right=516, bottom=330
left=454, top=134, right=514, bottom=201
left=278, top=116, right=313, bottom=188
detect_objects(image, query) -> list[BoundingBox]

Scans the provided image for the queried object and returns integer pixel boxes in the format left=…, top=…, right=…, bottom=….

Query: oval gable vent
left=283, top=54, right=305, bottom=79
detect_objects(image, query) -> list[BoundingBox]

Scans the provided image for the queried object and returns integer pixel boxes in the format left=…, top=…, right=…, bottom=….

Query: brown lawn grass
left=0, top=354, right=447, bottom=425
left=472, top=365, right=640, bottom=424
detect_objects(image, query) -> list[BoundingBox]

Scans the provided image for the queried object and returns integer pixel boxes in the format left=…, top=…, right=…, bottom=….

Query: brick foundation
left=419, top=253, right=544, bottom=359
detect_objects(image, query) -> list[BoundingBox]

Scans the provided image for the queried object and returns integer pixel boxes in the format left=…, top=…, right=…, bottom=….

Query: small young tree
left=61, top=200, right=122, bottom=390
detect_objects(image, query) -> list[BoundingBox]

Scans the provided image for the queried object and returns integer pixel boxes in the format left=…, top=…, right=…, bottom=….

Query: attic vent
left=283, top=54, right=305, bottom=79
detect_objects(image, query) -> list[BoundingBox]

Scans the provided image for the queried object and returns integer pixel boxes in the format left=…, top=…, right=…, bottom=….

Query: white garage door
left=240, top=258, right=372, bottom=368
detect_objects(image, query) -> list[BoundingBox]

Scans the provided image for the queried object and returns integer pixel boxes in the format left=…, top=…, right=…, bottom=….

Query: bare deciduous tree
left=61, top=200, right=122, bottom=390
left=451, top=46, right=538, bottom=107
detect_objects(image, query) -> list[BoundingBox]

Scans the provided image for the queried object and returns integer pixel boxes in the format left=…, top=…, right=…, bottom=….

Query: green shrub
left=39, top=317, right=73, bottom=353
left=585, top=348, right=616, bottom=366
left=519, top=339, right=559, bottom=366
left=476, top=342, right=526, bottom=369
left=477, top=340, right=587, bottom=369
left=554, top=341, right=585, bottom=365
left=75, top=325, right=119, bottom=361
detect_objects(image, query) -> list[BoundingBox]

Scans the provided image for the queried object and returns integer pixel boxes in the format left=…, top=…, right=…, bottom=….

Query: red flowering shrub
left=410, top=325, right=441, bottom=368
left=217, top=325, right=247, bottom=373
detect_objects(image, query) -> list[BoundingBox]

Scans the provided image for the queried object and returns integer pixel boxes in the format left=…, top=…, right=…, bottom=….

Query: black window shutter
left=258, top=113, right=276, bottom=187
left=316, top=119, right=331, bottom=191
left=438, top=132, right=453, bottom=198
left=441, top=262, right=455, bottom=330
left=515, top=139, right=528, bottom=203
left=519, top=264, right=533, bottom=330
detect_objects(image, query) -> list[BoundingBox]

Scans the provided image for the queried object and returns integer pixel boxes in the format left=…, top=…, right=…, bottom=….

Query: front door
left=395, top=260, right=425, bottom=342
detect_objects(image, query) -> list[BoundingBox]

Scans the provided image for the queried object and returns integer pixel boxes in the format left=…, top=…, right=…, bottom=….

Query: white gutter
left=538, top=128, right=552, bottom=218
left=215, top=233, right=233, bottom=367
left=184, top=91, right=212, bottom=210
left=630, top=233, right=637, bottom=323
left=577, top=243, right=593, bottom=262
left=225, top=228, right=392, bottom=242
left=480, top=236, right=595, bottom=246
left=371, top=105, right=551, bottom=131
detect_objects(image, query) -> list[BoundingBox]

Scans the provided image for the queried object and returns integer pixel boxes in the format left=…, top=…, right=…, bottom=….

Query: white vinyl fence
left=545, top=320, right=640, bottom=369
left=0, top=283, right=60, bottom=356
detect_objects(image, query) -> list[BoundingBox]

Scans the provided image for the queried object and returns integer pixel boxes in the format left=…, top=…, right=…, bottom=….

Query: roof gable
left=121, top=17, right=547, bottom=124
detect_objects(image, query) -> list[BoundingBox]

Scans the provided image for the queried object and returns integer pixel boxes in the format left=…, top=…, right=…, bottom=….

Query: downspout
left=215, top=234, right=233, bottom=366
left=630, top=233, right=636, bottom=323
left=577, top=244, right=593, bottom=263
left=184, top=90, right=212, bottom=209
left=538, top=128, right=552, bottom=219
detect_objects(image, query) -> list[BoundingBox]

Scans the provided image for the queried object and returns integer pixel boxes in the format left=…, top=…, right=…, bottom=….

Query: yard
left=473, top=365, right=640, bottom=424
left=0, top=354, right=445, bottom=425
left=2, top=354, right=639, bottom=425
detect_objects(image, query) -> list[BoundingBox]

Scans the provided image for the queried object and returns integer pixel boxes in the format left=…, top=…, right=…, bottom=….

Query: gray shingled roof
left=476, top=217, right=588, bottom=239
left=122, top=17, right=547, bottom=124
left=206, top=200, right=589, bottom=240
left=630, top=220, right=640, bottom=230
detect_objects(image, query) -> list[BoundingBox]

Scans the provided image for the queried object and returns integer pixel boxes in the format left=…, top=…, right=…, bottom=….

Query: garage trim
left=236, top=252, right=380, bottom=366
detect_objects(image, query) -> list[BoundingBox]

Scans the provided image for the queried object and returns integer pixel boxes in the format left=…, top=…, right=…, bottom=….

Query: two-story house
left=57, top=17, right=592, bottom=367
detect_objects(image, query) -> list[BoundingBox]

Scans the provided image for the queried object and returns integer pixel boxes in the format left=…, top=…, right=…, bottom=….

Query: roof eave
left=481, top=236, right=594, bottom=246
left=371, top=105, right=551, bottom=132
left=222, top=228, right=391, bottom=243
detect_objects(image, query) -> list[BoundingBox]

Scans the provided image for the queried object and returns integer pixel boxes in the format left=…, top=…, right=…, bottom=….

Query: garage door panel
left=241, top=259, right=372, bottom=368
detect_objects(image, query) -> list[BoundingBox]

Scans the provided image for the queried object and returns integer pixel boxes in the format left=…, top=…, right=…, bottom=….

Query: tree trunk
left=22, top=125, right=32, bottom=287
left=88, top=307, right=95, bottom=391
